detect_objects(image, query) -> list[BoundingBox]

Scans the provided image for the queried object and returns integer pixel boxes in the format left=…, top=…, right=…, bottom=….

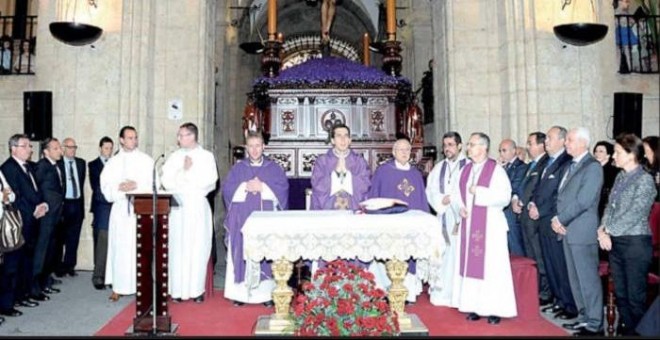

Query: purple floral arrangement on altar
left=253, top=57, right=410, bottom=90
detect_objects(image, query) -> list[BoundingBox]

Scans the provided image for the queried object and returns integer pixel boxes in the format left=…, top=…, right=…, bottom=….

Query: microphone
left=152, top=154, right=165, bottom=193
left=150, top=152, right=165, bottom=334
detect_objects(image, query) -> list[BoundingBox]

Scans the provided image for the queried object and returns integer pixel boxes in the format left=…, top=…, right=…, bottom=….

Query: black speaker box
left=613, top=92, right=643, bottom=138
left=24, top=91, right=53, bottom=141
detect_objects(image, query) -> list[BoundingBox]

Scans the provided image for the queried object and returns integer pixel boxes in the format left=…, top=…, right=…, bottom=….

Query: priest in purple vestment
left=311, top=124, right=370, bottom=210
left=452, top=132, right=516, bottom=324
left=369, top=138, right=429, bottom=212
left=222, top=132, right=289, bottom=307
left=368, top=138, right=430, bottom=303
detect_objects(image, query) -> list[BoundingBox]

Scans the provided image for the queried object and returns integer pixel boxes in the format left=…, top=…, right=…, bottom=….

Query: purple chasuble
left=458, top=158, right=497, bottom=280
left=369, top=159, right=429, bottom=212
left=222, top=158, right=289, bottom=284
left=311, top=149, right=370, bottom=211
left=368, top=159, right=429, bottom=274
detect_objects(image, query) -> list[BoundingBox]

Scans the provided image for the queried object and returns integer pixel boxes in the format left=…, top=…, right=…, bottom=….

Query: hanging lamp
left=49, top=0, right=103, bottom=46
left=553, top=0, right=608, bottom=46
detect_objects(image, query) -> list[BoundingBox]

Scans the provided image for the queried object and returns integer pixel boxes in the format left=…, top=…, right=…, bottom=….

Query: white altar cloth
left=242, top=209, right=445, bottom=288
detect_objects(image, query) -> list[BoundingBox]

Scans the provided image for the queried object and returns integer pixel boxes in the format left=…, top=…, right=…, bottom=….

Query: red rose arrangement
left=291, top=260, right=400, bottom=336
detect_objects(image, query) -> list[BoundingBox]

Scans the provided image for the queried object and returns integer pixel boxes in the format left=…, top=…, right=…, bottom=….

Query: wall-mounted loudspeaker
left=612, top=92, right=642, bottom=138
left=24, top=91, right=53, bottom=141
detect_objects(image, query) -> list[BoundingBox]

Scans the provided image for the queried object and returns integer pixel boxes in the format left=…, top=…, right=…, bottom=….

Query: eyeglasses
left=64, top=145, right=78, bottom=149
left=466, top=142, right=485, bottom=147
left=16, top=144, right=33, bottom=148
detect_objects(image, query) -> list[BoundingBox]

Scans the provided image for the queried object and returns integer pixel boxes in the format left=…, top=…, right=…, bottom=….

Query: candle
left=268, top=0, right=277, bottom=39
left=386, top=0, right=396, bottom=41
left=363, top=33, right=370, bottom=66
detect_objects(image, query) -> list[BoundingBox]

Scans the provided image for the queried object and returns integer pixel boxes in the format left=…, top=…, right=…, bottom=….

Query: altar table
left=242, top=209, right=445, bottom=333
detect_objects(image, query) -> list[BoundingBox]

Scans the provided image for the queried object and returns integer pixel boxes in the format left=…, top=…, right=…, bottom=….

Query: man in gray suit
left=552, top=127, right=603, bottom=336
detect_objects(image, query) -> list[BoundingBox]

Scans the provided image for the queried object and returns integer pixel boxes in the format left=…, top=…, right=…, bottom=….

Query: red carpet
left=95, top=290, right=567, bottom=336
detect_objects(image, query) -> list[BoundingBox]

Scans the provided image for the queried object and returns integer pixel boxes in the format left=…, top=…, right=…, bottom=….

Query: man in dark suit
left=527, top=126, right=577, bottom=320
left=553, top=128, right=603, bottom=336
left=0, top=134, right=48, bottom=317
left=88, top=136, right=114, bottom=289
left=56, top=137, right=86, bottom=277
left=499, top=138, right=528, bottom=256
left=32, top=138, right=65, bottom=299
left=512, top=131, right=552, bottom=306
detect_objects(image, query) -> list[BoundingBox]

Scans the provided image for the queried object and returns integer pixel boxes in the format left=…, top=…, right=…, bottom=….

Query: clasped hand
left=551, top=217, right=567, bottom=236
left=246, top=177, right=263, bottom=194
left=335, top=157, right=347, bottom=174
left=183, top=155, right=193, bottom=171
left=118, top=180, right=137, bottom=192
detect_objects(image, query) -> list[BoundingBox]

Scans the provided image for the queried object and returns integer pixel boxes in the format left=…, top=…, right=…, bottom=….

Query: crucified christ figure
left=321, top=0, right=337, bottom=44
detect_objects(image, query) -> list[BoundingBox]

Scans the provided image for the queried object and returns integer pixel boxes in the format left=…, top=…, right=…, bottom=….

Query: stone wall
left=0, top=0, right=216, bottom=270
left=422, top=0, right=658, bottom=154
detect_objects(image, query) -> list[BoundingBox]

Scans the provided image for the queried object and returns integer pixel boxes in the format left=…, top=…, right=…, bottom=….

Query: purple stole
left=458, top=158, right=497, bottom=280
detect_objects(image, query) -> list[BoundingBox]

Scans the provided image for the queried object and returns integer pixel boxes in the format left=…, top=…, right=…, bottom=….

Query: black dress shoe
left=93, top=284, right=106, bottom=290
left=15, top=300, right=38, bottom=308
left=541, top=304, right=562, bottom=313
left=555, top=310, right=578, bottom=320
left=193, top=295, right=204, bottom=303
left=466, top=312, right=481, bottom=321
left=54, top=271, right=66, bottom=278
left=0, top=308, right=23, bottom=317
left=67, top=270, right=78, bottom=277
left=232, top=301, right=245, bottom=307
left=263, top=300, right=274, bottom=308
left=51, top=278, right=63, bottom=285
left=539, top=298, right=553, bottom=306
left=30, top=293, right=50, bottom=301
left=43, top=287, right=60, bottom=294
left=405, top=301, right=415, bottom=306
left=487, top=316, right=501, bottom=325
left=573, top=328, right=601, bottom=337
left=0, top=316, right=4, bottom=324
left=562, top=322, right=587, bottom=331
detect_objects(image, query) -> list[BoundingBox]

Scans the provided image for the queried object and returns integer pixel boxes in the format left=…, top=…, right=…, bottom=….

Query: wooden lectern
left=126, top=193, right=177, bottom=335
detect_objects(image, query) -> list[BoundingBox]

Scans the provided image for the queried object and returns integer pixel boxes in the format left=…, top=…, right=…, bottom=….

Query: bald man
left=368, top=137, right=429, bottom=304
left=55, top=137, right=86, bottom=277
left=498, top=139, right=528, bottom=256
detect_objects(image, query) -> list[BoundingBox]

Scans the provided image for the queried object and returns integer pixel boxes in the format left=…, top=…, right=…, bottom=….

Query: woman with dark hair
left=598, top=133, right=657, bottom=336
left=593, top=141, right=619, bottom=218
left=642, top=136, right=659, bottom=201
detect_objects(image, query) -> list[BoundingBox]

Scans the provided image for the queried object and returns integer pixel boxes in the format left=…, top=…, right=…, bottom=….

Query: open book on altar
left=358, top=198, right=409, bottom=214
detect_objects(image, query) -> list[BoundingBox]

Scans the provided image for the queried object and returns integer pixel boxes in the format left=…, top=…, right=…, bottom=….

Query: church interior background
left=0, top=0, right=658, bottom=270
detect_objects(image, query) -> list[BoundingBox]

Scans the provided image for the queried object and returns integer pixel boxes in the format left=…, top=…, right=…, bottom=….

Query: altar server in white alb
left=452, top=132, right=516, bottom=325
left=161, top=122, right=218, bottom=303
left=425, top=131, right=469, bottom=306
left=101, top=126, right=155, bottom=301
